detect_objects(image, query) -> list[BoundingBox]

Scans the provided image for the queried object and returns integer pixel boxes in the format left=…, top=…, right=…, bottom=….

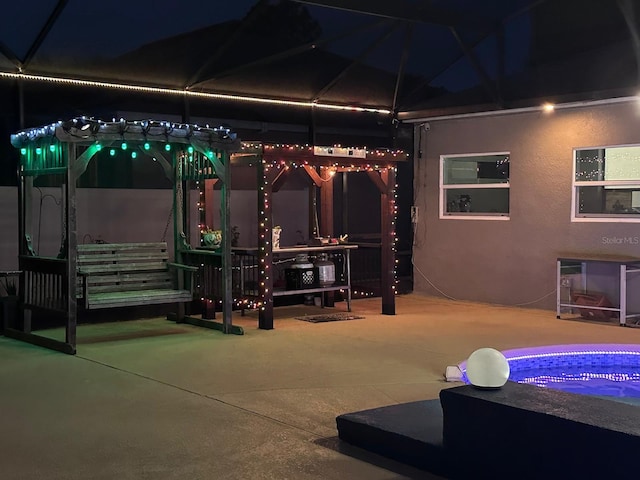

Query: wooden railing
left=19, top=256, right=68, bottom=313
left=348, top=241, right=413, bottom=295
left=182, top=250, right=258, bottom=311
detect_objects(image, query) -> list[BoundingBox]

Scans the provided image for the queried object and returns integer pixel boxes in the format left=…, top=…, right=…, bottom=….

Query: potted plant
left=201, top=227, right=222, bottom=249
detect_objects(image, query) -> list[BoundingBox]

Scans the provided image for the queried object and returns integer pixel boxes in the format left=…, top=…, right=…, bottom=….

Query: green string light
left=144, top=142, right=150, bottom=150
left=49, top=144, right=56, bottom=152
left=20, top=148, right=27, bottom=155
left=35, top=147, right=42, bottom=155
left=110, top=149, right=116, bottom=156
left=131, top=151, right=137, bottom=159
left=165, top=144, right=171, bottom=151
left=121, top=142, right=128, bottom=150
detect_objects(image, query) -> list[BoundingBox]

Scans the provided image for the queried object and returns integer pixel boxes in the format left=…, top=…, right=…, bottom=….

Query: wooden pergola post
left=65, top=143, right=78, bottom=347
left=319, top=166, right=335, bottom=306
left=367, top=166, right=396, bottom=315
left=220, top=151, right=233, bottom=333
left=257, top=156, right=274, bottom=329
left=319, top=167, right=334, bottom=237
left=380, top=167, right=397, bottom=315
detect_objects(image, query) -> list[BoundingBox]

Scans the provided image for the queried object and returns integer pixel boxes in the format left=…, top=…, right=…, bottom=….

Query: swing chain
left=162, top=157, right=185, bottom=243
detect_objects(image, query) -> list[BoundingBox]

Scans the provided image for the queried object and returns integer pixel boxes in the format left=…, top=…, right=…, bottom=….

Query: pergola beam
left=271, top=167, right=291, bottom=192
left=302, top=165, right=323, bottom=187
left=291, top=0, right=478, bottom=27
left=313, top=20, right=400, bottom=102
left=391, top=23, right=414, bottom=114
left=0, top=40, right=21, bottom=68
left=22, top=0, right=69, bottom=69
left=398, top=0, right=550, bottom=111
left=187, top=0, right=269, bottom=87
left=449, top=26, right=501, bottom=106
left=190, top=18, right=387, bottom=87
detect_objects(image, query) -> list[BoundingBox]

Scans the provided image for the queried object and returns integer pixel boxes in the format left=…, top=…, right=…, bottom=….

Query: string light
left=0, top=71, right=393, bottom=115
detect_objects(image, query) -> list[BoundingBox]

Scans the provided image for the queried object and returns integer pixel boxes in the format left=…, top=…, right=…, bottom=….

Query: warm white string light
left=0, top=71, right=393, bottom=115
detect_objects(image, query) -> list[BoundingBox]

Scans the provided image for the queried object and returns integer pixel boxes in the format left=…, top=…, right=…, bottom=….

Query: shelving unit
left=556, top=255, right=640, bottom=326
left=235, top=245, right=357, bottom=310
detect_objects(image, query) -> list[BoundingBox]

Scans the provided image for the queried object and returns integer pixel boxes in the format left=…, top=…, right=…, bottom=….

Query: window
left=440, top=153, right=510, bottom=219
left=573, top=146, right=640, bottom=221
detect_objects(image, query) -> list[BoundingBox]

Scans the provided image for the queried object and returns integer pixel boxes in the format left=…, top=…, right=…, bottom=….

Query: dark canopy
left=0, top=0, right=638, bottom=144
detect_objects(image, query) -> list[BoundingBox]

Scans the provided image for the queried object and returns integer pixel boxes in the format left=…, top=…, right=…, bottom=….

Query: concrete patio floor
left=2, top=293, right=640, bottom=479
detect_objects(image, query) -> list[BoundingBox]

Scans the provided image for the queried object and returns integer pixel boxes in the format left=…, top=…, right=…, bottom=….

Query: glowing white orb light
left=466, top=348, right=510, bottom=389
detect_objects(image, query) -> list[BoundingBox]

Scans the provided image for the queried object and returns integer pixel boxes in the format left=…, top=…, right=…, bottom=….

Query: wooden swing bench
left=77, top=242, right=196, bottom=310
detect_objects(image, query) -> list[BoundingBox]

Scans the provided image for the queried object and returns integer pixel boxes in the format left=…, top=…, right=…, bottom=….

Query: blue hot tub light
left=459, top=344, right=640, bottom=400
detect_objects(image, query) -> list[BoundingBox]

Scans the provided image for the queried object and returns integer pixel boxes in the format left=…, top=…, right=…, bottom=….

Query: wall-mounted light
left=542, top=103, right=555, bottom=113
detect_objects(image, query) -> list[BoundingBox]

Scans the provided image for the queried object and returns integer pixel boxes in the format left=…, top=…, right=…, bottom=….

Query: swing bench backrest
left=77, top=242, right=195, bottom=310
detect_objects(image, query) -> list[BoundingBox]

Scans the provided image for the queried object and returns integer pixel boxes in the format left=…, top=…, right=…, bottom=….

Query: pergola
left=229, top=142, right=406, bottom=329
left=7, top=116, right=406, bottom=352
left=9, top=117, right=240, bottom=354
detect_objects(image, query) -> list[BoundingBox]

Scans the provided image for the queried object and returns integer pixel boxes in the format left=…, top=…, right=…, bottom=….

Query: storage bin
left=571, top=292, right=613, bottom=320
left=285, top=267, right=318, bottom=290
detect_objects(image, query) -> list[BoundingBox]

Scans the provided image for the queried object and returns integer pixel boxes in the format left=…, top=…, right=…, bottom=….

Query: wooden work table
left=186, top=244, right=358, bottom=325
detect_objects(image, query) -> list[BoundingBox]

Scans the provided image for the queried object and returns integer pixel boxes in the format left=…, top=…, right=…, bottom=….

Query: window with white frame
left=440, top=153, right=510, bottom=218
left=574, top=146, right=640, bottom=221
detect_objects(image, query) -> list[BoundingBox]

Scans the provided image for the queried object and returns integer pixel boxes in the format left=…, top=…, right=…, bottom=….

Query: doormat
left=296, top=313, right=365, bottom=323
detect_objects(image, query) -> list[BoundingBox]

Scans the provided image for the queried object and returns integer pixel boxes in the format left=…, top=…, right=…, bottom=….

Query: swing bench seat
left=77, top=242, right=196, bottom=311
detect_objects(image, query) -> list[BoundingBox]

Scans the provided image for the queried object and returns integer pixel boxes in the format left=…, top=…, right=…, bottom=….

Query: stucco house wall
left=412, top=99, right=640, bottom=311
left=0, top=187, right=308, bottom=270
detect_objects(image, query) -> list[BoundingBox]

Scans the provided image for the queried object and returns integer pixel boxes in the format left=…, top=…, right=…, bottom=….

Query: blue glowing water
left=460, top=345, right=640, bottom=403
left=509, top=365, right=640, bottom=399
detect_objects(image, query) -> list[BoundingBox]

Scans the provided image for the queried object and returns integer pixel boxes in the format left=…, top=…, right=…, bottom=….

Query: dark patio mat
left=295, top=313, right=364, bottom=323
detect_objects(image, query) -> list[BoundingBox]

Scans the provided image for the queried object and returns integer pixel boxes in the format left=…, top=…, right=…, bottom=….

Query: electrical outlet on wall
left=411, top=206, right=419, bottom=224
